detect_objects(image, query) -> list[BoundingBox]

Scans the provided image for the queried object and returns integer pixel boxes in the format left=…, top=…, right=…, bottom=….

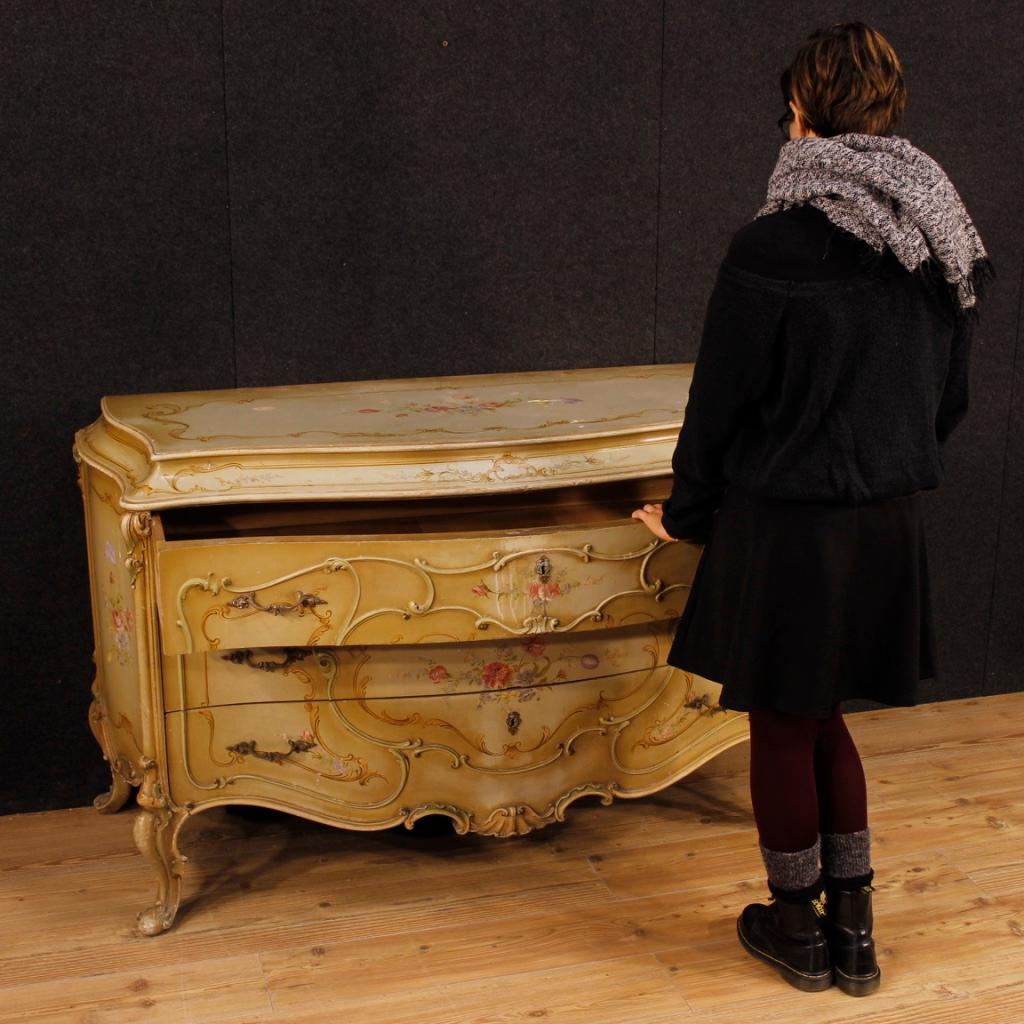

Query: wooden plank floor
left=2, top=692, right=1022, bottom=1023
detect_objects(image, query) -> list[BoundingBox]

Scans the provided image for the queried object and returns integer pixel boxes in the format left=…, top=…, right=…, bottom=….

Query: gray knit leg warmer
left=821, top=827, right=873, bottom=885
left=759, top=835, right=823, bottom=902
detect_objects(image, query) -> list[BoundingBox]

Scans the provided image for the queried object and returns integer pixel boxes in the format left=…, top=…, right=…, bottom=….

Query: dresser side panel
left=80, top=462, right=147, bottom=785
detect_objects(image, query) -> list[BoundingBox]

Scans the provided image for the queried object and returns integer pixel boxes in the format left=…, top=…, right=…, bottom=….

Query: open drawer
left=155, top=514, right=700, bottom=655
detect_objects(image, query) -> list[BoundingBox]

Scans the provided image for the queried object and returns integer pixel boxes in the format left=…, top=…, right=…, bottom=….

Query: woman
left=632, top=22, right=993, bottom=997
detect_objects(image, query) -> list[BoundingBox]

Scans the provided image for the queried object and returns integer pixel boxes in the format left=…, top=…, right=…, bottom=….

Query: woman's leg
left=811, top=703, right=881, bottom=995
left=748, top=707, right=824, bottom=899
left=814, top=702, right=873, bottom=886
left=740, top=706, right=834, bottom=991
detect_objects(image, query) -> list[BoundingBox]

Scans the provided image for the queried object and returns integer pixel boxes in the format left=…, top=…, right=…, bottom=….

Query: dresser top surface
left=102, top=364, right=689, bottom=455
left=75, top=363, right=692, bottom=509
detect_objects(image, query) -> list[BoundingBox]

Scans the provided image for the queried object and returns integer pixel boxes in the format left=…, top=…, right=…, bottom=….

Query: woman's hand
left=631, top=502, right=679, bottom=543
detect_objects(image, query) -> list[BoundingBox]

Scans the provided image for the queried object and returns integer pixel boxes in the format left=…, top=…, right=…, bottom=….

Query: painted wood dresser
left=73, top=362, right=749, bottom=935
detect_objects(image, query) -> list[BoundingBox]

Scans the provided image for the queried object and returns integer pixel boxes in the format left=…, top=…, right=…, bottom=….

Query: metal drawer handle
left=226, top=591, right=327, bottom=615
left=221, top=648, right=310, bottom=672
left=226, top=736, right=317, bottom=764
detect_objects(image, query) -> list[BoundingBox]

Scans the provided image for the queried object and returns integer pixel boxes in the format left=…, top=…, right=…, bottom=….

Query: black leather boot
left=823, top=876, right=881, bottom=996
left=736, top=887, right=833, bottom=992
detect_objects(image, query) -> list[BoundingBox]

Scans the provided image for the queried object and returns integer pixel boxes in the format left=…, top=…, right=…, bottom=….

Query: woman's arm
left=935, top=313, right=974, bottom=447
left=638, top=260, right=788, bottom=543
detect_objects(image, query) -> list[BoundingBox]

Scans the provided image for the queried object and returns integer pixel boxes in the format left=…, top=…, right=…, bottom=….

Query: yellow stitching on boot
left=835, top=964, right=881, bottom=981
left=811, top=896, right=826, bottom=917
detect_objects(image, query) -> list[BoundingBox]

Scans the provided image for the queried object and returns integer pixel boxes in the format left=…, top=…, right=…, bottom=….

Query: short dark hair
left=781, top=22, right=906, bottom=137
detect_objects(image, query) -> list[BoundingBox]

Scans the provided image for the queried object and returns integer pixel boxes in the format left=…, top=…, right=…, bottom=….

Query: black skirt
left=666, top=483, right=936, bottom=718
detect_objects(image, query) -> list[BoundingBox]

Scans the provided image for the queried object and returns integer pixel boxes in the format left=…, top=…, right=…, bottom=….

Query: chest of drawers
left=73, top=363, right=748, bottom=935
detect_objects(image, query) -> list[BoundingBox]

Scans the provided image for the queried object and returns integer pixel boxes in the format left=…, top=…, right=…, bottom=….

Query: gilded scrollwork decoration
left=119, top=510, right=152, bottom=588
left=173, top=537, right=690, bottom=652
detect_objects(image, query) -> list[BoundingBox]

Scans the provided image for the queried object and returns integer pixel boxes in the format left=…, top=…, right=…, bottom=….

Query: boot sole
left=736, top=918, right=833, bottom=992
left=834, top=963, right=881, bottom=996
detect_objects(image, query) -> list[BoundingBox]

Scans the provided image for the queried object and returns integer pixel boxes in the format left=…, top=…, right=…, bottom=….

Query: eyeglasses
left=777, top=108, right=794, bottom=140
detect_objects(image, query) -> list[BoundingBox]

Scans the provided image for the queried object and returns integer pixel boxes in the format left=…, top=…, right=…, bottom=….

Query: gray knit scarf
left=756, top=133, right=993, bottom=313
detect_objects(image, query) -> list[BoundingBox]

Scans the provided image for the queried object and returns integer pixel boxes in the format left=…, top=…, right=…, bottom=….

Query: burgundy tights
left=748, top=702, right=868, bottom=852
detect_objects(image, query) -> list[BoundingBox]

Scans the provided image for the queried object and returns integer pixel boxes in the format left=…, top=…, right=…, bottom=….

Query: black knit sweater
left=660, top=203, right=976, bottom=542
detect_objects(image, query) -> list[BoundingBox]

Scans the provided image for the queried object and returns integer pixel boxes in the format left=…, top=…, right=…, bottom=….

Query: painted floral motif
left=104, top=589, right=134, bottom=666
left=482, top=661, right=514, bottom=688
left=469, top=560, right=575, bottom=604
left=422, top=635, right=606, bottom=707
left=527, top=580, right=561, bottom=601
left=355, top=393, right=585, bottom=417
left=406, top=395, right=522, bottom=415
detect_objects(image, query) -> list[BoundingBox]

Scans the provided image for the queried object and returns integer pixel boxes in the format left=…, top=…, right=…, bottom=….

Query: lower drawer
left=164, top=664, right=745, bottom=834
left=162, top=619, right=679, bottom=711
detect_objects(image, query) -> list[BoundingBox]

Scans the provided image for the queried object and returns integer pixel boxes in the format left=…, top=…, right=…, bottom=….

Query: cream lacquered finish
left=74, top=362, right=749, bottom=936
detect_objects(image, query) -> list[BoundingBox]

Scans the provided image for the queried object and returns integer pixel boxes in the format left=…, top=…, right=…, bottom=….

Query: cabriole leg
left=132, top=764, right=188, bottom=936
left=94, top=770, right=132, bottom=814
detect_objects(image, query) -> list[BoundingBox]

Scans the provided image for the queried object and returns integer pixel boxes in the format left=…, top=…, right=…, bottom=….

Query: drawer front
left=156, top=522, right=700, bottom=655
left=164, top=665, right=744, bottom=832
left=163, top=619, right=679, bottom=711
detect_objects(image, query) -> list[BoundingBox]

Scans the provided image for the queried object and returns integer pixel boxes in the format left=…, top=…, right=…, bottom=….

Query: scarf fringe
left=825, top=219, right=996, bottom=329
left=910, top=254, right=996, bottom=328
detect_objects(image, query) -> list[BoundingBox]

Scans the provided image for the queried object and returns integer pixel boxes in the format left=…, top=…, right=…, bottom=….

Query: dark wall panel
left=0, top=2, right=235, bottom=813
left=985, top=253, right=1024, bottom=696
left=222, top=0, right=662, bottom=386
left=657, top=1, right=1024, bottom=710
left=883, top=3, right=1024, bottom=707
